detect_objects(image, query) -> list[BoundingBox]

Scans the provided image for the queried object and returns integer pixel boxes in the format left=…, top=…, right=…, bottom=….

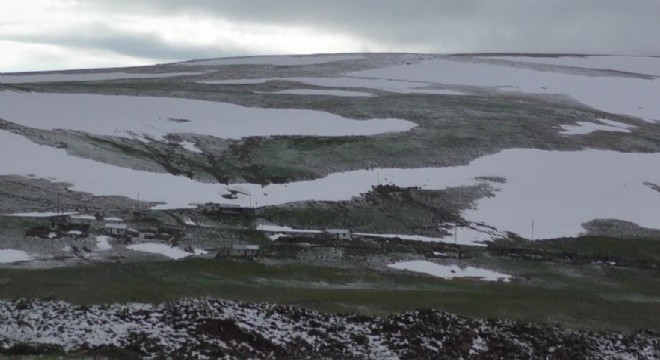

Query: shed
left=105, top=223, right=127, bottom=236
left=326, top=229, right=352, bottom=241
left=218, top=244, right=260, bottom=258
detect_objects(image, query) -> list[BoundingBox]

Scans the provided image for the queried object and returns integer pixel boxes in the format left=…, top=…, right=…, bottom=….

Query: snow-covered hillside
left=1, top=53, right=660, bottom=242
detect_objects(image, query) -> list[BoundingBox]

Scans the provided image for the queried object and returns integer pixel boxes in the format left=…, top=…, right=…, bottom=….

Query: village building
left=202, top=202, right=221, bottom=213
left=325, top=229, right=352, bottom=241
left=69, top=214, right=97, bottom=225
left=138, top=232, right=157, bottom=240
left=105, top=223, right=127, bottom=236
left=218, top=244, right=260, bottom=258
left=201, top=202, right=256, bottom=216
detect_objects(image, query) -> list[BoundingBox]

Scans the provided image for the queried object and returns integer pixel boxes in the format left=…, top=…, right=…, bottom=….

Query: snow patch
left=180, top=140, right=203, bottom=154
left=96, top=236, right=112, bottom=251
left=484, top=55, right=660, bottom=77
left=354, top=57, right=660, bottom=122
left=559, top=118, right=635, bottom=135
left=388, top=260, right=511, bottom=282
left=0, top=249, right=33, bottom=264
left=3, top=129, right=660, bottom=240
left=0, top=91, right=415, bottom=140
left=126, top=243, right=205, bottom=259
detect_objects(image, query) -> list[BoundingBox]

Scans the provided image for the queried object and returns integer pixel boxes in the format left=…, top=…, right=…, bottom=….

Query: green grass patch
left=1, top=259, right=659, bottom=332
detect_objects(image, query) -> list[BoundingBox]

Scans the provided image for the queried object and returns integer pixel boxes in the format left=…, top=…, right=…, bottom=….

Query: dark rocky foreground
left=0, top=298, right=657, bottom=359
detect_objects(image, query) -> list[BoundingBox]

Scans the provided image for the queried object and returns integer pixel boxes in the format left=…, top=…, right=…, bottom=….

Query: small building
left=218, top=244, right=260, bottom=258
left=69, top=214, right=97, bottom=225
left=25, top=226, right=52, bottom=239
left=202, top=202, right=255, bottom=216
left=325, top=229, right=352, bottom=241
left=104, top=217, right=124, bottom=224
left=158, top=225, right=185, bottom=238
left=105, top=223, right=127, bottom=236
left=202, top=202, right=221, bottom=213
left=139, top=232, right=157, bottom=240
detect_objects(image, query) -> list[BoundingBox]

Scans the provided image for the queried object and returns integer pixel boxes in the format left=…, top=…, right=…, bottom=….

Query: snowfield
left=126, top=243, right=207, bottom=259
left=483, top=55, right=660, bottom=77
left=388, top=260, right=511, bottom=282
left=0, top=91, right=416, bottom=140
left=2, top=54, right=660, bottom=243
left=352, top=56, right=660, bottom=122
left=0, top=249, right=33, bottom=264
left=387, top=260, right=511, bottom=282
left=3, top=127, right=660, bottom=241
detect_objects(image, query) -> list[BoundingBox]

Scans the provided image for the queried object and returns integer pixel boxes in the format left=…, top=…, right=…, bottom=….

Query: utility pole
left=57, top=190, right=60, bottom=215
left=137, top=192, right=140, bottom=211
left=531, top=219, right=535, bottom=241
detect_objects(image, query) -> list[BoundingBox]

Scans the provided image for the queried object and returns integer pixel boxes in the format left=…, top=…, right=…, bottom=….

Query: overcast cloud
left=1, top=0, right=660, bottom=72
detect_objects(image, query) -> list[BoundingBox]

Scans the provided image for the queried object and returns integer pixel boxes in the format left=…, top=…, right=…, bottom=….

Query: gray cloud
left=4, top=0, right=660, bottom=71
left=4, top=27, right=249, bottom=63
left=77, top=0, right=660, bottom=55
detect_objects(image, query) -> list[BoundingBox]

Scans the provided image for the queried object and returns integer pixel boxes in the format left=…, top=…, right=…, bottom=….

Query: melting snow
left=3, top=130, right=660, bottom=241
left=126, top=243, right=206, bottom=259
left=180, top=140, right=203, bottom=154
left=388, top=260, right=511, bottom=281
left=0, top=91, right=416, bottom=140
left=96, top=236, right=112, bottom=251
left=353, top=57, right=660, bottom=122
left=483, top=55, right=660, bottom=77
left=559, top=118, right=635, bottom=135
left=0, top=249, right=33, bottom=264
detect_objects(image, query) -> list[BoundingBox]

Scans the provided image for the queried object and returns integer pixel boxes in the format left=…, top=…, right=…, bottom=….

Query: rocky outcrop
left=0, top=298, right=657, bottom=359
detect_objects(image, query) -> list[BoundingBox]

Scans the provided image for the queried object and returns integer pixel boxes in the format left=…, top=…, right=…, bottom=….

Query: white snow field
left=0, top=71, right=205, bottom=84
left=483, top=55, right=660, bottom=77
left=3, top=128, right=660, bottom=242
left=559, top=118, right=635, bottom=135
left=0, top=91, right=415, bottom=140
left=0, top=249, right=33, bottom=264
left=352, top=56, right=660, bottom=122
left=126, top=243, right=207, bottom=259
left=388, top=260, right=511, bottom=281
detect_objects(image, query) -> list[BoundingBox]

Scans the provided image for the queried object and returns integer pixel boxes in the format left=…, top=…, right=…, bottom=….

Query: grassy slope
left=1, top=255, right=658, bottom=332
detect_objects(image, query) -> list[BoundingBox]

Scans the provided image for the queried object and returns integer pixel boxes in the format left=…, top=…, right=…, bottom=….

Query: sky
left=1, top=0, right=660, bottom=72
